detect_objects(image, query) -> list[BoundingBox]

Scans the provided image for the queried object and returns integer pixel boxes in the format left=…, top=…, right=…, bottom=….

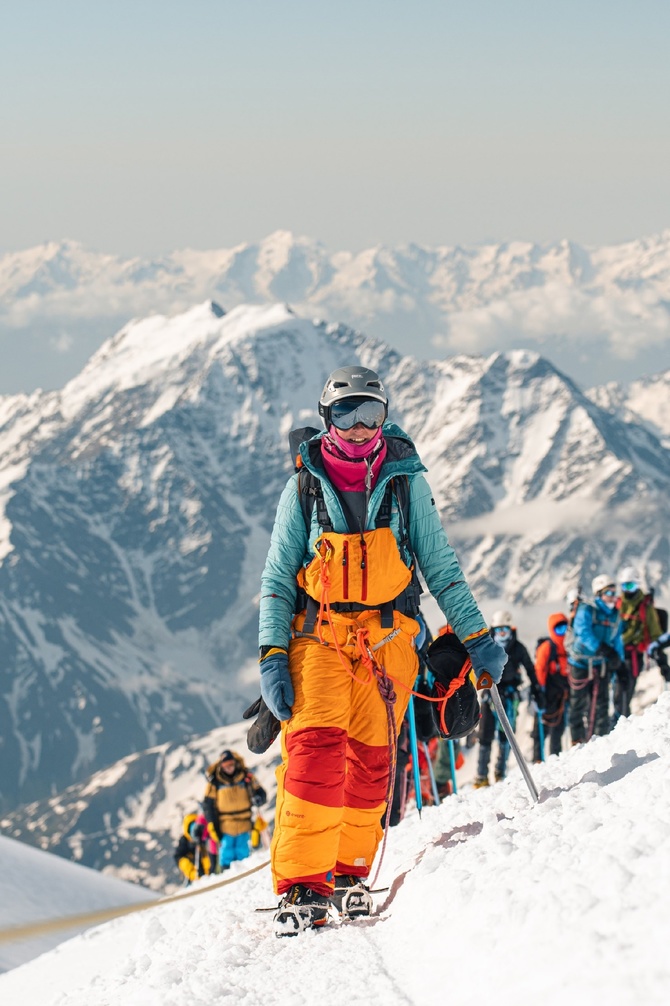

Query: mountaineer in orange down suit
left=258, top=366, right=505, bottom=935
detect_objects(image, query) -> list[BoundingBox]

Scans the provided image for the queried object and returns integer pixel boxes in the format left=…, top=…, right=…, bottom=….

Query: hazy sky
left=1, top=0, right=670, bottom=256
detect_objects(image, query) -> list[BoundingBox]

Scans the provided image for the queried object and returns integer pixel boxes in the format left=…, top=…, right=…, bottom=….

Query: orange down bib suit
left=271, top=525, right=419, bottom=896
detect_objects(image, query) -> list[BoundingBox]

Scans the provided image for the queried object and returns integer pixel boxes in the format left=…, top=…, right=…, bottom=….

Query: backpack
left=422, top=630, right=481, bottom=740
left=620, top=592, right=656, bottom=647
left=535, top=636, right=559, bottom=671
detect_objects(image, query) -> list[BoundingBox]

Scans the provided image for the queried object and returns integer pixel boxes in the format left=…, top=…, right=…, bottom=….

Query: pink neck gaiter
left=320, top=426, right=387, bottom=493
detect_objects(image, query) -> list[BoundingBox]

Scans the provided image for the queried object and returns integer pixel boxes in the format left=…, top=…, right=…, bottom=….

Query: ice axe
left=477, top=672, right=539, bottom=803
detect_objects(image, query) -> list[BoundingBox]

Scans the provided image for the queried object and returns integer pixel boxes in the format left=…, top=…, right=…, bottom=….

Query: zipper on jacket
left=342, top=540, right=349, bottom=599
left=360, top=539, right=368, bottom=602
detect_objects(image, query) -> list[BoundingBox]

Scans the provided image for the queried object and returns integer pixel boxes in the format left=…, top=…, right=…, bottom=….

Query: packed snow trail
left=2, top=694, right=670, bottom=1005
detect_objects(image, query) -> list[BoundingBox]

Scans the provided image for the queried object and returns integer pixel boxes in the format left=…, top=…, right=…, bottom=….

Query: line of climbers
left=173, top=749, right=267, bottom=886
left=413, top=567, right=667, bottom=794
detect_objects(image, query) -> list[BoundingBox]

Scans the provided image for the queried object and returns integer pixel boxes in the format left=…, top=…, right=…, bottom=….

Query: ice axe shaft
left=478, top=673, right=539, bottom=803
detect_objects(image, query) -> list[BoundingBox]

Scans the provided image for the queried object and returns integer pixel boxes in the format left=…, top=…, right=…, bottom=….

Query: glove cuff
left=259, top=646, right=288, bottom=662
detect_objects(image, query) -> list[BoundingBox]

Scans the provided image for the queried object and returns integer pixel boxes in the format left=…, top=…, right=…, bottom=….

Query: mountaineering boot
left=331, top=874, right=373, bottom=920
left=473, top=776, right=490, bottom=788
left=494, top=773, right=505, bottom=783
left=273, top=884, right=331, bottom=937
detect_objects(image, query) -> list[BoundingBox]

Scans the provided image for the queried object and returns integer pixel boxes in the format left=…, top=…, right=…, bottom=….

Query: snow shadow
left=577, top=749, right=660, bottom=787
left=539, top=749, right=660, bottom=802
left=378, top=821, right=484, bottom=915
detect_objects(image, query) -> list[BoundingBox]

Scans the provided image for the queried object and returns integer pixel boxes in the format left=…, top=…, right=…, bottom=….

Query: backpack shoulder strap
left=391, top=475, right=412, bottom=554
left=296, top=469, right=333, bottom=534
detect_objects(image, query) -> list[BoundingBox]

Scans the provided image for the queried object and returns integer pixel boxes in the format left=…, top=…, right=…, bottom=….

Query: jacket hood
left=207, top=752, right=246, bottom=783
left=182, top=812, right=200, bottom=841
left=548, top=612, right=569, bottom=650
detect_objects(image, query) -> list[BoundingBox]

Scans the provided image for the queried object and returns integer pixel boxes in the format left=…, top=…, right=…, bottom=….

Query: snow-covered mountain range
left=3, top=230, right=670, bottom=392
left=0, top=300, right=668, bottom=811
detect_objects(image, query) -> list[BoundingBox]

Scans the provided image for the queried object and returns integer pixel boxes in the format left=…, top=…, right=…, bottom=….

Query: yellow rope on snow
left=0, top=858, right=270, bottom=945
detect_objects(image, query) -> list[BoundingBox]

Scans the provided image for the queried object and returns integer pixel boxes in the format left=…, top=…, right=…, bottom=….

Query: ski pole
left=406, top=696, right=423, bottom=817
left=422, top=741, right=441, bottom=806
left=537, top=708, right=546, bottom=762
left=478, top=674, right=539, bottom=803
left=447, top=739, right=458, bottom=795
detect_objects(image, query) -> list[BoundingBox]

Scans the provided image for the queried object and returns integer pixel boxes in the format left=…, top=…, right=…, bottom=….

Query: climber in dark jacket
left=474, top=610, right=537, bottom=787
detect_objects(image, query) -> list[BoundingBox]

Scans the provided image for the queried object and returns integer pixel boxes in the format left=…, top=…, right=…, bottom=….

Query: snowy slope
left=0, top=834, right=154, bottom=973
left=3, top=230, right=670, bottom=392
left=1, top=300, right=669, bottom=811
left=1, top=693, right=669, bottom=1005
left=1, top=720, right=280, bottom=894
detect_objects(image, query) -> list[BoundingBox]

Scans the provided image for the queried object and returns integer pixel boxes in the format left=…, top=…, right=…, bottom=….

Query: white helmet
left=565, top=588, right=580, bottom=605
left=591, top=574, right=615, bottom=596
left=618, top=565, right=639, bottom=587
left=491, top=609, right=514, bottom=628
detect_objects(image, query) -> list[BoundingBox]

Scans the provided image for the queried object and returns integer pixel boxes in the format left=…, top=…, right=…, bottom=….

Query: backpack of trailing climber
left=423, top=629, right=481, bottom=739
left=534, top=635, right=567, bottom=712
left=535, top=636, right=559, bottom=667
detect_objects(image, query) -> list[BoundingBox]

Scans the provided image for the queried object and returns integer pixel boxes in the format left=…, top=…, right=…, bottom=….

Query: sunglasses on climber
left=329, top=397, right=387, bottom=430
left=601, top=589, right=617, bottom=598
left=553, top=622, right=568, bottom=636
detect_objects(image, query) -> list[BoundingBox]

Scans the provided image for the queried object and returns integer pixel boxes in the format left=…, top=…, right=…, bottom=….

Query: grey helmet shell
left=318, top=366, right=388, bottom=427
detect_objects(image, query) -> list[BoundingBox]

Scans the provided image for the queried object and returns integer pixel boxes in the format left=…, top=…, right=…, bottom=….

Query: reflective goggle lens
left=330, top=398, right=386, bottom=430
left=621, top=582, right=638, bottom=593
left=553, top=622, right=568, bottom=636
left=601, top=589, right=617, bottom=598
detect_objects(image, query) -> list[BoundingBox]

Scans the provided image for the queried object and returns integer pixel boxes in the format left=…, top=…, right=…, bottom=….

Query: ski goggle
left=600, top=588, right=617, bottom=598
left=493, top=626, right=512, bottom=640
left=620, top=581, right=638, bottom=593
left=553, top=622, right=568, bottom=636
left=329, top=397, right=387, bottom=430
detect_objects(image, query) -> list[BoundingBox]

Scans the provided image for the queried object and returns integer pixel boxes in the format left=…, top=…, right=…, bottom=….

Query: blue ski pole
left=407, top=696, right=423, bottom=817
left=447, top=739, right=458, bottom=795
left=537, top=708, right=546, bottom=762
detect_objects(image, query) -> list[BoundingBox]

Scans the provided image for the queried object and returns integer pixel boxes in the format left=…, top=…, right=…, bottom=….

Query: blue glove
left=259, top=648, right=294, bottom=721
left=464, top=632, right=507, bottom=685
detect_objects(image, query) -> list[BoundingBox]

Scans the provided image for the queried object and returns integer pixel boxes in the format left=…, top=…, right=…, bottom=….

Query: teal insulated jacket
left=259, top=424, right=487, bottom=649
